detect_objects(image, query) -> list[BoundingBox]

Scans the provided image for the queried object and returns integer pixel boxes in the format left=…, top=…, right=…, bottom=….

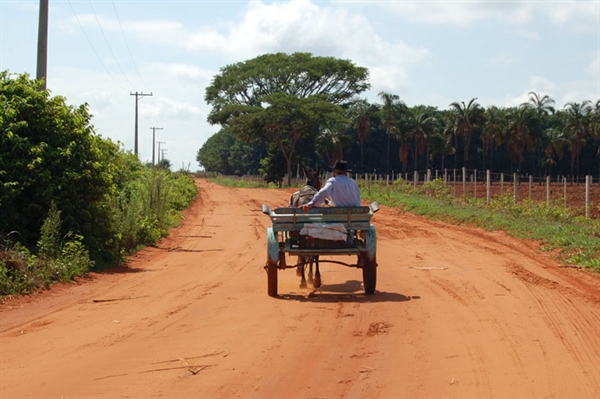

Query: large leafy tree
left=196, top=128, right=236, bottom=174
left=205, top=52, right=370, bottom=185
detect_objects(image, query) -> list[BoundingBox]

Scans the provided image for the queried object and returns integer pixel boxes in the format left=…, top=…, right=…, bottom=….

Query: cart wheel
left=267, top=260, right=278, bottom=297
left=362, top=260, right=377, bottom=295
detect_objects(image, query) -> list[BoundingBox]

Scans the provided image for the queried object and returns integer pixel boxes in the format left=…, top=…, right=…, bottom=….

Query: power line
left=88, top=0, right=135, bottom=90
left=111, top=1, right=150, bottom=91
left=67, top=0, right=126, bottom=90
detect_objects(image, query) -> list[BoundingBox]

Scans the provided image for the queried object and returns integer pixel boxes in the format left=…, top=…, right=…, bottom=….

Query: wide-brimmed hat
left=331, top=160, right=350, bottom=172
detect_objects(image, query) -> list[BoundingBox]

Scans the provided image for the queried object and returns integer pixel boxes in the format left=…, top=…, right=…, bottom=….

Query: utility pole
left=157, top=141, right=166, bottom=164
left=36, top=0, right=48, bottom=91
left=130, top=92, right=153, bottom=156
left=150, top=127, right=163, bottom=166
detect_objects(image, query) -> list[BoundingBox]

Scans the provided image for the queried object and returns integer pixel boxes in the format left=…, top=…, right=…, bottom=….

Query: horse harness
left=291, top=185, right=318, bottom=207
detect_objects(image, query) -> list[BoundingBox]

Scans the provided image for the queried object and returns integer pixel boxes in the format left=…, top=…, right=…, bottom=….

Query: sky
left=1, top=0, right=599, bottom=171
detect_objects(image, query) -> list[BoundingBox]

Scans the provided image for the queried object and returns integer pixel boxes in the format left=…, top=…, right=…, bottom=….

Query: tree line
left=198, top=53, right=600, bottom=184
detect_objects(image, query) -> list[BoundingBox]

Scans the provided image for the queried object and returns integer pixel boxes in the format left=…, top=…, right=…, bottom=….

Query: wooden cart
left=261, top=203, right=379, bottom=297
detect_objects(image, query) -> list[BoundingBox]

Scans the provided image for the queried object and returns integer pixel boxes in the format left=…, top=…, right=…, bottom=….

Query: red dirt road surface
left=1, top=179, right=599, bottom=398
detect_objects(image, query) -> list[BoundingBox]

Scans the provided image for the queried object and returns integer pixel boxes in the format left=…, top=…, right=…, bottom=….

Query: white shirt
left=307, top=174, right=361, bottom=207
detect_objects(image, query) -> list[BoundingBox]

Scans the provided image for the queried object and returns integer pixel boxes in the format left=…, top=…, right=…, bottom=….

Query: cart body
left=262, top=203, right=378, bottom=296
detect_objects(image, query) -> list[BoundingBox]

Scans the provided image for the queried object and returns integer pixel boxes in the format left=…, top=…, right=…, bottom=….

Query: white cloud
left=372, top=0, right=597, bottom=31
left=510, top=28, right=540, bottom=41
left=587, top=52, right=600, bottom=80
left=529, top=75, right=557, bottom=94
left=485, top=54, right=515, bottom=67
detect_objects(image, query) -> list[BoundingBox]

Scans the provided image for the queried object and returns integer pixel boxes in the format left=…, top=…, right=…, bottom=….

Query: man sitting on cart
left=302, top=160, right=361, bottom=212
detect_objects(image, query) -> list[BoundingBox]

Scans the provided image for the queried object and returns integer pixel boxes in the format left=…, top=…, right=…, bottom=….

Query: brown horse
left=290, top=167, right=322, bottom=288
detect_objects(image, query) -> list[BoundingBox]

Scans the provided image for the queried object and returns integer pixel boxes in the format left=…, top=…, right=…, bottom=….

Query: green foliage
left=110, top=168, right=197, bottom=256
left=209, top=176, right=276, bottom=189
left=205, top=52, right=370, bottom=185
left=259, top=143, right=287, bottom=185
left=0, top=72, right=199, bottom=296
left=0, top=71, right=119, bottom=264
left=392, top=178, right=418, bottom=195
left=37, top=201, right=61, bottom=259
left=0, top=232, right=93, bottom=296
left=420, top=178, right=453, bottom=201
left=197, top=128, right=236, bottom=174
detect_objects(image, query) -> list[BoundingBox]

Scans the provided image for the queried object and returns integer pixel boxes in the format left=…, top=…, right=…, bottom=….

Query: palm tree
left=522, top=92, right=555, bottom=175
left=526, top=91, right=555, bottom=118
left=505, top=104, right=535, bottom=173
left=316, top=123, right=352, bottom=168
left=540, top=126, right=567, bottom=176
left=404, top=106, right=439, bottom=171
left=428, top=125, right=455, bottom=171
left=347, top=98, right=371, bottom=174
left=378, top=91, right=405, bottom=176
left=448, top=98, right=485, bottom=168
left=482, top=106, right=506, bottom=171
left=563, top=101, right=592, bottom=179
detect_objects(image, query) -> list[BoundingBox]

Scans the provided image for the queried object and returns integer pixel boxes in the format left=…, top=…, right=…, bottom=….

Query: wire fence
left=354, top=168, right=599, bottom=219
left=201, top=168, right=600, bottom=218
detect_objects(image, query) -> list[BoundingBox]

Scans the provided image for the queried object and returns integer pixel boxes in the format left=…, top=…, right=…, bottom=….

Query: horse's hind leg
left=307, top=257, right=314, bottom=285
left=313, top=256, right=321, bottom=289
left=297, top=256, right=307, bottom=288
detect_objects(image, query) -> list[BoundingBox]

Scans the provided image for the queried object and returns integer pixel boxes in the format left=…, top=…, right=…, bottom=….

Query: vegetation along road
left=1, top=179, right=598, bottom=398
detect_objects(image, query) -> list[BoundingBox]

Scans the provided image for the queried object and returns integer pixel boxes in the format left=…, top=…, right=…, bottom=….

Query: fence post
left=413, top=171, right=418, bottom=187
left=513, top=173, right=518, bottom=201
left=500, top=173, right=504, bottom=196
left=453, top=169, right=457, bottom=196
left=462, top=167, right=467, bottom=196
left=586, top=175, right=591, bottom=218
left=546, top=176, right=551, bottom=207
left=529, top=175, right=533, bottom=201
left=486, top=170, right=491, bottom=205
left=563, top=177, right=567, bottom=211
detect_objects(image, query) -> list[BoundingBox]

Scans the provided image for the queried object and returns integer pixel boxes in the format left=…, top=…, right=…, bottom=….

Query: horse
left=290, top=167, right=322, bottom=289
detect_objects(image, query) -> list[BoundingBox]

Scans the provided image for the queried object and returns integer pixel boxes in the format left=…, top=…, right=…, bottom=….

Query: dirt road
left=1, top=179, right=599, bottom=398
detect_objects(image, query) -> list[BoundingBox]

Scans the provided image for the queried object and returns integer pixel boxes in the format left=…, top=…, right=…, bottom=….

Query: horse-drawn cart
left=261, top=203, right=379, bottom=297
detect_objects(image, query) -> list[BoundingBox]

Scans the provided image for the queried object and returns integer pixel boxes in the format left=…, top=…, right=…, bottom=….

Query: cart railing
left=262, top=203, right=378, bottom=232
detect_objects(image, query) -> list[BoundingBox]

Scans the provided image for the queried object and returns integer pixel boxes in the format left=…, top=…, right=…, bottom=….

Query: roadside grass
left=208, top=175, right=279, bottom=189
left=211, top=176, right=599, bottom=273
left=361, top=179, right=600, bottom=273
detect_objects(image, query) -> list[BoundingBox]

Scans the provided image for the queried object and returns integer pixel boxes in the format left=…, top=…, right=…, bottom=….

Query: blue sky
left=1, top=0, right=598, bottom=171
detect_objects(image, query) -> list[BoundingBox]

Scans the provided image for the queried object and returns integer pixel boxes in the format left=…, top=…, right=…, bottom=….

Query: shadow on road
left=276, top=280, right=417, bottom=303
